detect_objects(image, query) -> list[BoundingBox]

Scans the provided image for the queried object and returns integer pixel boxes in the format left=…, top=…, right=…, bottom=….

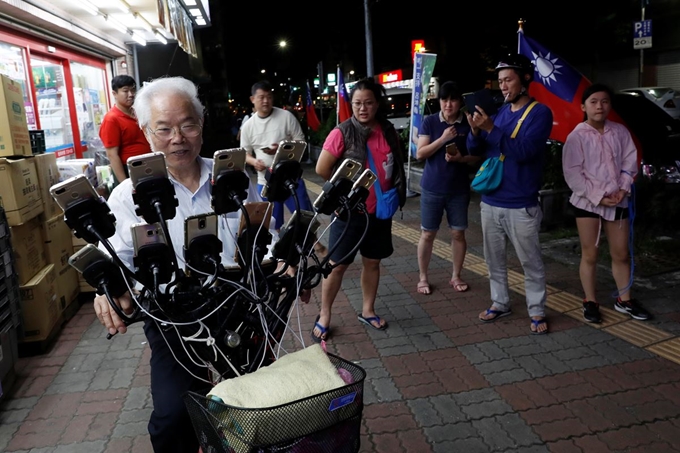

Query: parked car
left=384, top=87, right=438, bottom=131
left=612, top=92, right=680, bottom=168
left=619, top=87, right=680, bottom=120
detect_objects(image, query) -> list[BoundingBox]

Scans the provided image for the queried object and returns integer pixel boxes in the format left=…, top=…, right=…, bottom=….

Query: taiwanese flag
left=518, top=32, right=591, bottom=144
left=337, top=67, right=352, bottom=123
left=305, top=80, right=321, bottom=132
left=519, top=32, right=641, bottom=161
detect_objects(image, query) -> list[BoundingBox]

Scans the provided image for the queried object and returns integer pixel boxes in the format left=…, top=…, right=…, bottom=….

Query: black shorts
left=327, top=212, right=393, bottom=265
left=571, top=203, right=629, bottom=220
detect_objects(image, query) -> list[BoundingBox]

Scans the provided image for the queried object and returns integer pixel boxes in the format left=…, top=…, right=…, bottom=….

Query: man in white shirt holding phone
left=240, top=81, right=319, bottom=232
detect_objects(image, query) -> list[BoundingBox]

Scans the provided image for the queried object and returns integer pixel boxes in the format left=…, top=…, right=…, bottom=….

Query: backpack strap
left=510, top=100, right=539, bottom=139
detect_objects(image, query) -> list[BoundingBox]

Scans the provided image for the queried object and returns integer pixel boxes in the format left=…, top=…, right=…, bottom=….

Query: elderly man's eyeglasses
left=148, top=124, right=202, bottom=140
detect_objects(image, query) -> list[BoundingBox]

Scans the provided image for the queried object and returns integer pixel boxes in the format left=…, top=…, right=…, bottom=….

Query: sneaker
left=614, top=298, right=651, bottom=321
left=583, top=301, right=602, bottom=323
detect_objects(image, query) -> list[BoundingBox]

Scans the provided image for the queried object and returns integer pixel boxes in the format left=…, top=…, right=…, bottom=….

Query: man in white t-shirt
left=240, top=81, right=318, bottom=232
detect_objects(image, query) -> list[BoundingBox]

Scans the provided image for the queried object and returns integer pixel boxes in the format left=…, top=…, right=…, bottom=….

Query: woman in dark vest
left=312, top=78, right=406, bottom=342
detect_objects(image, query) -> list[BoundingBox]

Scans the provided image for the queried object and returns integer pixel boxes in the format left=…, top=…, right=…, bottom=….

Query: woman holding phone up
left=313, top=78, right=406, bottom=342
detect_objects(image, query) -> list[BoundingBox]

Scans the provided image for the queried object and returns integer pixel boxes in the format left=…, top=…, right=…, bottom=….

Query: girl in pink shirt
left=563, top=83, right=650, bottom=323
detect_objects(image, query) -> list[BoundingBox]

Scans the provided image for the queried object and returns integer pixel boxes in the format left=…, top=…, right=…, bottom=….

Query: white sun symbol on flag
left=530, top=51, right=562, bottom=86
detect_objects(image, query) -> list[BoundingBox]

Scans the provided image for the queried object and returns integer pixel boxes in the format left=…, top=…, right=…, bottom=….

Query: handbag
left=471, top=155, right=505, bottom=194
left=471, top=101, right=538, bottom=194
left=366, top=147, right=399, bottom=220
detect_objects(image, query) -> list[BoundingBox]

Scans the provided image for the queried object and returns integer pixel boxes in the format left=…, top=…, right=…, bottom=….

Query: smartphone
left=212, top=148, right=246, bottom=182
left=235, top=202, right=273, bottom=261
left=282, top=209, right=320, bottom=236
left=330, top=158, right=362, bottom=183
left=313, top=158, right=362, bottom=210
left=237, top=202, right=273, bottom=234
left=68, top=243, right=112, bottom=274
left=270, top=140, right=307, bottom=169
left=463, top=89, right=498, bottom=117
left=272, top=210, right=320, bottom=259
left=50, top=174, right=100, bottom=212
left=131, top=222, right=168, bottom=255
left=446, top=143, right=460, bottom=156
left=184, top=213, right=218, bottom=248
left=351, top=168, right=377, bottom=191
left=127, top=152, right=168, bottom=188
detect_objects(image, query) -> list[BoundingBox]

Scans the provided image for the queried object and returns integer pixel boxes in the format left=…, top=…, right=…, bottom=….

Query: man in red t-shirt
left=99, top=75, right=151, bottom=182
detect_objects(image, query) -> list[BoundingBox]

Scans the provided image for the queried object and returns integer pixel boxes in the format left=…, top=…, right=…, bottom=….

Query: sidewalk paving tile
left=1, top=165, right=680, bottom=452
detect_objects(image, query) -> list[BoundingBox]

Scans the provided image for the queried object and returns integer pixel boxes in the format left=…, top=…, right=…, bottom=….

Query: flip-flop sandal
left=530, top=318, right=548, bottom=335
left=417, top=281, right=432, bottom=295
left=479, top=308, right=512, bottom=323
left=449, top=278, right=469, bottom=292
left=358, top=314, right=388, bottom=331
left=311, top=315, right=330, bottom=343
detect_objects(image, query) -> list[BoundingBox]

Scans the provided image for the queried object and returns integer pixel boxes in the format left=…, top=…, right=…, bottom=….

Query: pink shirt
left=562, top=120, right=637, bottom=221
left=323, top=125, right=394, bottom=214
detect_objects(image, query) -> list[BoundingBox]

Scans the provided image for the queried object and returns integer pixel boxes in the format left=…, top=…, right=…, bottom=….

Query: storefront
left=0, top=0, right=209, bottom=160
left=0, top=29, right=111, bottom=159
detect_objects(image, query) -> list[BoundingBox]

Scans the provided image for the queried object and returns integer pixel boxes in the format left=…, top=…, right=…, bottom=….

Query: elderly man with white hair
left=93, top=76, right=274, bottom=452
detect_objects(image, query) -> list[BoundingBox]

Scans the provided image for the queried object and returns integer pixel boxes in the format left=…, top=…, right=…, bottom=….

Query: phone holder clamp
left=263, top=160, right=303, bottom=203
left=63, top=197, right=117, bottom=244
left=313, top=178, right=354, bottom=216
left=211, top=171, right=250, bottom=215
left=132, top=178, right=179, bottom=224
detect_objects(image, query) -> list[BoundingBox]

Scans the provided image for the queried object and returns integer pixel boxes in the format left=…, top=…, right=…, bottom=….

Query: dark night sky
left=199, top=0, right=676, bottom=103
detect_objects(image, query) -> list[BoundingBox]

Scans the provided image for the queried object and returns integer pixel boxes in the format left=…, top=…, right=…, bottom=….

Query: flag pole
left=336, top=64, right=340, bottom=126
left=517, top=18, right=525, bottom=52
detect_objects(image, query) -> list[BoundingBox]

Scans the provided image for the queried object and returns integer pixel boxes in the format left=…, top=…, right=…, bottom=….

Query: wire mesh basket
left=184, top=353, right=366, bottom=453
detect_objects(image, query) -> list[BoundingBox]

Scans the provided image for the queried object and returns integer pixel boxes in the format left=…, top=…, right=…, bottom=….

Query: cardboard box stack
left=19, top=264, right=59, bottom=342
left=0, top=157, right=43, bottom=225
left=0, top=75, right=32, bottom=158
left=42, top=215, right=79, bottom=313
left=0, top=79, right=84, bottom=344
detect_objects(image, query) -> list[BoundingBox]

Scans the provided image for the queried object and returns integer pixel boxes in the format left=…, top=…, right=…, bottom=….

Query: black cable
left=319, top=199, right=353, bottom=269
left=330, top=206, right=370, bottom=270
left=90, top=226, right=140, bottom=284
left=102, top=283, right=140, bottom=340
left=155, top=202, right=179, bottom=272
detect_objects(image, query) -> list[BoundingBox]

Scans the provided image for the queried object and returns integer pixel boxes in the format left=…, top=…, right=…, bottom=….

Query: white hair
left=133, top=76, right=205, bottom=128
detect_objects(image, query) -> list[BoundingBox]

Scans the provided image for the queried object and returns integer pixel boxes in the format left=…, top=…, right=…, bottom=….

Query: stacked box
left=41, top=215, right=79, bottom=313
left=9, top=216, right=46, bottom=286
left=19, top=264, right=59, bottom=342
left=31, top=153, right=62, bottom=220
left=0, top=74, right=31, bottom=158
left=0, top=157, right=43, bottom=225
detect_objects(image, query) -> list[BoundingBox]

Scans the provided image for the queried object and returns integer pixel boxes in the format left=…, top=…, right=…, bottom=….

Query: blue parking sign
left=633, top=20, right=652, bottom=49
left=634, top=20, right=652, bottom=38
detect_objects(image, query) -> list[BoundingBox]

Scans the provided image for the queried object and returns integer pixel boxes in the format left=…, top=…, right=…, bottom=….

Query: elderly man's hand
left=94, top=291, right=133, bottom=336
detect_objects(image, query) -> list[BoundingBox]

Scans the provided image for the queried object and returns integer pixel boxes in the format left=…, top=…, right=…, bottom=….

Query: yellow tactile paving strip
left=304, top=179, right=680, bottom=365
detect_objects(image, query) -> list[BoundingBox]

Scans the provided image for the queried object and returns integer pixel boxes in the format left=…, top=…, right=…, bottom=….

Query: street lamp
left=279, top=40, right=287, bottom=48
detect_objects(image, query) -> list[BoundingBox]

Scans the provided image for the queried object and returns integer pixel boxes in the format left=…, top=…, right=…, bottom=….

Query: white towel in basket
left=208, top=343, right=346, bottom=408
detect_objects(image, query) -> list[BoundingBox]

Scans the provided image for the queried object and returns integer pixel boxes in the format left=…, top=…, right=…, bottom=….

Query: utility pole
left=317, top=61, right=324, bottom=123
left=639, top=0, right=647, bottom=86
left=364, top=0, right=374, bottom=77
